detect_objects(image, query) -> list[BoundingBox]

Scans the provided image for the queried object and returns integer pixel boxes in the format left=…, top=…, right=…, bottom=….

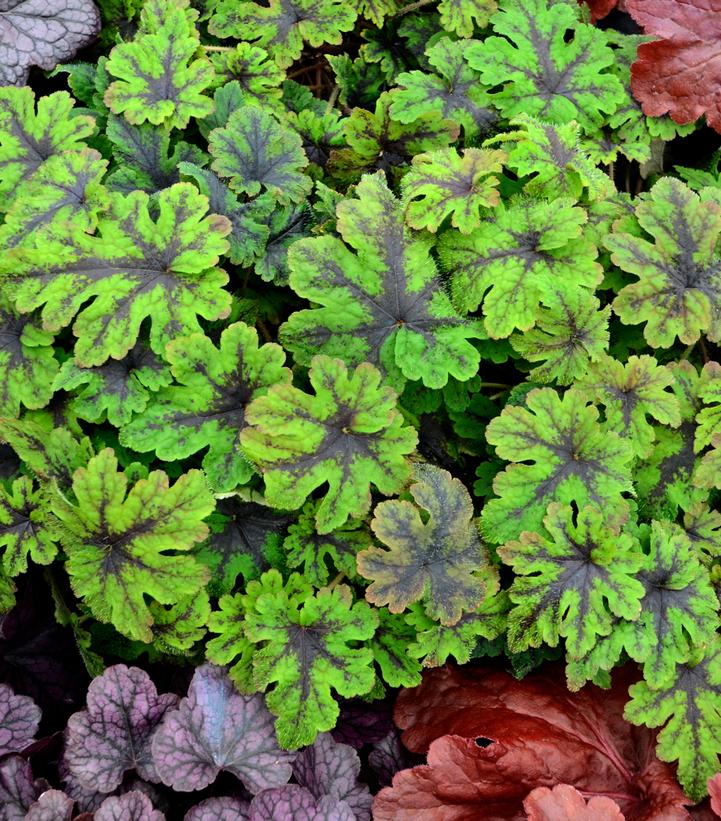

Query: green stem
left=325, top=85, right=340, bottom=115
left=394, top=0, right=436, bottom=16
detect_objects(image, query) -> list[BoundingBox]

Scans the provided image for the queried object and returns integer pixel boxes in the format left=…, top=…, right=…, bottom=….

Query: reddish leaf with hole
left=373, top=664, right=690, bottom=821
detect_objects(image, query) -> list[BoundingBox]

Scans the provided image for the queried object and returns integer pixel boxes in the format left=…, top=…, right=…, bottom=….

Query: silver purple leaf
left=248, top=786, right=355, bottom=821
left=368, top=730, right=412, bottom=787
left=152, top=664, right=295, bottom=794
left=25, top=790, right=74, bottom=821
left=94, top=791, right=165, bottom=821
left=0, top=682, right=40, bottom=755
left=184, top=797, right=251, bottom=821
left=0, top=754, right=39, bottom=821
left=0, top=0, right=101, bottom=86
left=63, top=665, right=179, bottom=793
left=293, top=734, right=372, bottom=820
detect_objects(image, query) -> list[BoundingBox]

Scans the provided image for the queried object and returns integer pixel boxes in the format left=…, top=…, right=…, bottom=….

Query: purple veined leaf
left=248, top=786, right=355, bottom=821
left=0, top=682, right=40, bottom=755
left=184, top=797, right=251, bottom=821
left=293, top=734, right=372, bottom=821
left=151, top=664, right=295, bottom=794
left=58, top=756, right=106, bottom=814
left=368, top=730, right=414, bottom=787
left=331, top=699, right=393, bottom=750
left=64, top=665, right=179, bottom=793
left=0, top=754, right=41, bottom=820
left=59, top=764, right=164, bottom=817
left=94, top=791, right=165, bottom=821
left=0, top=0, right=102, bottom=86
left=25, top=789, right=74, bottom=821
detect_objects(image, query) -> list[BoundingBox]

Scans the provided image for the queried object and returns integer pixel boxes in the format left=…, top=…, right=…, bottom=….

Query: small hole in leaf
left=563, top=28, right=574, bottom=43
left=474, top=737, right=493, bottom=747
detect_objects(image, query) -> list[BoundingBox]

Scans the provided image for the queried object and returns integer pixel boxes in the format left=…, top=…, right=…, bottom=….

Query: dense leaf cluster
left=3, top=0, right=721, bottom=812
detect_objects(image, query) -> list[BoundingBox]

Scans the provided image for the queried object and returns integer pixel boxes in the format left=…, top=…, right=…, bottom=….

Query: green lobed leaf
left=0, top=149, right=109, bottom=249
left=676, top=150, right=721, bottom=193
left=209, top=0, right=358, bottom=69
left=282, top=171, right=484, bottom=389
left=358, top=464, right=498, bottom=625
left=574, top=355, right=681, bottom=459
left=205, top=587, right=255, bottom=693
left=104, top=0, right=215, bottom=129
left=0, top=476, right=60, bottom=577
left=0, top=298, right=58, bottom=418
left=1, top=183, right=232, bottom=368
left=625, top=641, right=721, bottom=803
left=628, top=522, right=720, bottom=687
left=356, top=0, right=398, bottom=25
left=208, top=105, right=312, bottom=204
left=120, top=323, right=290, bottom=493
left=0, top=417, right=94, bottom=487
left=327, top=53, right=387, bottom=110
left=634, top=360, right=702, bottom=518
left=389, top=37, right=495, bottom=138
left=328, top=92, right=459, bottom=186
left=208, top=569, right=378, bottom=748
left=400, top=148, right=506, bottom=234
left=369, top=608, right=422, bottom=689
left=209, top=44, right=285, bottom=108
left=481, top=388, right=634, bottom=543
left=606, top=178, right=721, bottom=348
left=498, top=503, right=645, bottom=658
left=255, top=202, right=312, bottom=284
left=361, top=27, right=409, bottom=83
left=240, top=355, right=417, bottom=534
left=0, top=88, right=95, bottom=210
left=567, top=521, right=719, bottom=691
left=492, top=115, right=613, bottom=201
left=283, top=503, right=369, bottom=587
left=95, top=0, right=144, bottom=47
left=694, top=436, right=721, bottom=490
left=438, top=196, right=602, bottom=338
left=149, top=592, right=211, bottom=653
left=198, top=81, right=246, bottom=135
left=683, top=499, right=721, bottom=566
left=178, top=162, right=273, bottom=268
left=104, top=115, right=206, bottom=196
left=438, top=0, right=497, bottom=37
left=405, top=592, right=508, bottom=668
left=509, top=290, right=611, bottom=385
left=286, top=108, right=345, bottom=176
left=54, top=448, right=213, bottom=642
left=466, top=0, right=624, bottom=132
left=54, top=341, right=171, bottom=428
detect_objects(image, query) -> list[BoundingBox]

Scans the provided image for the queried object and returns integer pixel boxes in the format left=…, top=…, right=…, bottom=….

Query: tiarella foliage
left=4, top=0, right=721, bottom=811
